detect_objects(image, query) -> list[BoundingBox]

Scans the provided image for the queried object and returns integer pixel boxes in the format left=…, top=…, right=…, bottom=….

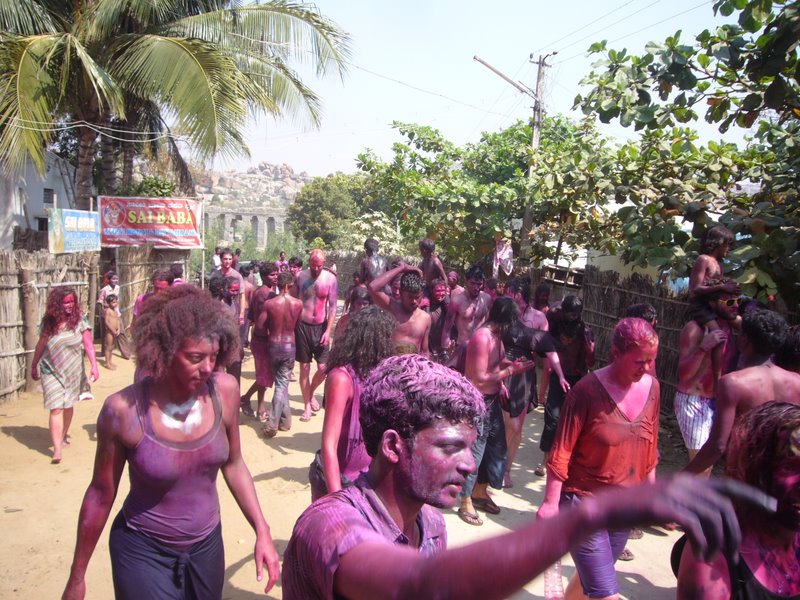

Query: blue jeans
left=461, top=394, right=507, bottom=498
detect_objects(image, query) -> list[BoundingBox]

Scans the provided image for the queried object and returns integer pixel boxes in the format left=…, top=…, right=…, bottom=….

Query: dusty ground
left=0, top=348, right=687, bottom=599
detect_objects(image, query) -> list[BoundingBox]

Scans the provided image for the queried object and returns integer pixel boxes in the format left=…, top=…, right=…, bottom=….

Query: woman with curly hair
left=62, top=285, right=279, bottom=600
left=31, top=287, right=99, bottom=464
left=310, top=305, right=396, bottom=501
left=677, top=401, right=800, bottom=599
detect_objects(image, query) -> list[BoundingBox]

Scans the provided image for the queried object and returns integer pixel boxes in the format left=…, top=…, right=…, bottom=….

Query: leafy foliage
left=285, top=172, right=363, bottom=246
left=117, top=175, right=176, bottom=197
left=574, top=0, right=800, bottom=303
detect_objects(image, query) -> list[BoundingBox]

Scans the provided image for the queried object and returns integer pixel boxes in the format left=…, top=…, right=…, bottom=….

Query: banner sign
left=99, top=196, right=202, bottom=248
left=48, top=208, right=101, bottom=254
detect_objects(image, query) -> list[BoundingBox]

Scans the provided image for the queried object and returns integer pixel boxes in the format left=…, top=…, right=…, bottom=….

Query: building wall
left=0, top=153, right=75, bottom=247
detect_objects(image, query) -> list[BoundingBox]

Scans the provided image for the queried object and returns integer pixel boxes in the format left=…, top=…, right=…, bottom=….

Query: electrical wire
left=555, top=0, right=713, bottom=64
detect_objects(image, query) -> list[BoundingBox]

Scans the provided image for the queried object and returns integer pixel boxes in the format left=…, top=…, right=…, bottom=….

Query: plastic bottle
left=543, top=559, right=564, bottom=600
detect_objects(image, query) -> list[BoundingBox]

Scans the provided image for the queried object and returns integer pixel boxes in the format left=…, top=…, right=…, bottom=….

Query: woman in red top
left=538, top=317, right=659, bottom=600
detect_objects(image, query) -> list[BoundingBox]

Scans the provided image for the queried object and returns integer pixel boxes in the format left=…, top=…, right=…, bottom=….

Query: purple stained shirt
left=282, top=474, right=447, bottom=599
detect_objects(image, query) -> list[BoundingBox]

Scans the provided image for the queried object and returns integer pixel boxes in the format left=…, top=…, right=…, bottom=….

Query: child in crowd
left=102, top=295, right=122, bottom=370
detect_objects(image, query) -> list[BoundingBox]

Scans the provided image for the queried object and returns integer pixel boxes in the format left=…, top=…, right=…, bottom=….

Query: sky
left=214, top=0, right=738, bottom=177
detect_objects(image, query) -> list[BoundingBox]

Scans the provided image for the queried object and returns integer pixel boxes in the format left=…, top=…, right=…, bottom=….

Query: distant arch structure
left=203, top=206, right=289, bottom=248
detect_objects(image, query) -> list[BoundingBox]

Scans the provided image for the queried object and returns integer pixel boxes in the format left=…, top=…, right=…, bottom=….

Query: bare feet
left=51, top=449, right=62, bottom=464
left=104, top=362, right=117, bottom=370
left=502, top=471, right=513, bottom=488
left=299, top=413, right=312, bottom=422
left=309, top=398, right=321, bottom=413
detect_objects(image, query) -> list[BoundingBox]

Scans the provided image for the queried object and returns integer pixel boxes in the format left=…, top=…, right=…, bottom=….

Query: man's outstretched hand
left=589, top=474, right=775, bottom=563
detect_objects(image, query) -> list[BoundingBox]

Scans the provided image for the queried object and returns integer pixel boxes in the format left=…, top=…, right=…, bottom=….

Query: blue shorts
left=561, top=492, right=630, bottom=598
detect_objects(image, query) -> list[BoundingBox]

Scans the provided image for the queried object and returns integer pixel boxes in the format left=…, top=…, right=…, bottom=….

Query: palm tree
left=0, top=0, right=350, bottom=209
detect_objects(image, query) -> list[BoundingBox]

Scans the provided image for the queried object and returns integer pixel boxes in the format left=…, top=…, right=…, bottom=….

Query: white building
left=0, top=152, right=76, bottom=248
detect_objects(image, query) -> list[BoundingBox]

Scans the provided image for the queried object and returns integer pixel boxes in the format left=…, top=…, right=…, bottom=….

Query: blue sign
left=48, top=209, right=101, bottom=253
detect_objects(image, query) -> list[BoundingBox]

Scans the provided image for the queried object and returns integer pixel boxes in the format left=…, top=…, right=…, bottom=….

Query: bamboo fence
left=0, top=250, right=97, bottom=402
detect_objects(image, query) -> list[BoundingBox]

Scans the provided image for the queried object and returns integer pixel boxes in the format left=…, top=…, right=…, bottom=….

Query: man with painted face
left=216, top=248, right=247, bottom=325
left=293, top=249, right=338, bottom=421
left=685, top=308, right=800, bottom=474
left=368, top=263, right=432, bottom=355
left=282, top=354, right=774, bottom=600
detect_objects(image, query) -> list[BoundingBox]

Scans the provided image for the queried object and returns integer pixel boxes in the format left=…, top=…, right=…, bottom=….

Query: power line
left=533, top=0, right=645, bottom=55
left=553, top=0, right=663, bottom=55
left=556, top=0, right=713, bottom=64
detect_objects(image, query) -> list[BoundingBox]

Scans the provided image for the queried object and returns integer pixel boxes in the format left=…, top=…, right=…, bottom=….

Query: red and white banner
left=99, top=196, right=203, bottom=248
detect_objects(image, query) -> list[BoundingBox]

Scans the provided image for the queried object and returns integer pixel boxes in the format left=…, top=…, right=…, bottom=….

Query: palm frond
left=110, top=34, right=250, bottom=160
left=0, top=35, right=64, bottom=175
left=0, top=1, right=58, bottom=35
left=160, top=2, right=351, bottom=78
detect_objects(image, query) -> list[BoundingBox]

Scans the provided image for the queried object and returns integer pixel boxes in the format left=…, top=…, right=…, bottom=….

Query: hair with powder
left=41, top=286, right=83, bottom=337
left=612, top=317, right=658, bottom=354
left=359, top=354, right=486, bottom=457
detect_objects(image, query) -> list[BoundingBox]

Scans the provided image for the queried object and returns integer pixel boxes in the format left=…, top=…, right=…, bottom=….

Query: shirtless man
left=368, top=264, right=432, bottom=355
left=458, top=297, right=534, bottom=526
left=293, top=249, right=338, bottom=421
left=240, top=263, right=279, bottom=419
left=419, top=238, right=447, bottom=296
left=447, top=271, right=464, bottom=297
left=686, top=309, right=799, bottom=474
left=426, top=278, right=450, bottom=364
left=675, top=280, right=739, bottom=474
left=259, top=272, right=304, bottom=438
left=358, top=238, right=388, bottom=286
left=441, top=266, right=492, bottom=367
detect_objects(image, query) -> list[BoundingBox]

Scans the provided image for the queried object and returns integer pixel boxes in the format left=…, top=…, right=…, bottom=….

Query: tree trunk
left=122, top=141, right=134, bottom=189
left=100, top=130, right=117, bottom=194
left=75, top=126, right=97, bottom=210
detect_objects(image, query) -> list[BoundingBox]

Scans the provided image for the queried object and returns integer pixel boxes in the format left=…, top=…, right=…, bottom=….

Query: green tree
left=574, top=0, right=799, bottom=302
left=285, top=172, right=363, bottom=246
left=0, top=0, right=350, bottom=208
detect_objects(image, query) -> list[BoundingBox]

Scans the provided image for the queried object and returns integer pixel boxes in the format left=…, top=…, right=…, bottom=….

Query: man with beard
left=281, top=354, right=772, bottom=600
left=294, top=249, right=338, bottom=421
left=368, top=263, right=431, bottom=355
left=675, top=277, right=739, bottom=475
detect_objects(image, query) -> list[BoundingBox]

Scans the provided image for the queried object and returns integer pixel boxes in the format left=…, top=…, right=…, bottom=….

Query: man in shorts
left=675, top=279, right=738, bottom=474
left=293, top=249, right=338, bottom=421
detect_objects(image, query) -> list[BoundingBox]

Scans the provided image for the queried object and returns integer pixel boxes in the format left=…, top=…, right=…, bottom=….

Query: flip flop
left=534, top=464, right=546, bottom=477
left=457, top=508, right=483, bottom=526
left=471, top=496, right=501, bottom=515
left=240, top=398, right=255, bottom=418
left=618, top=548, right=635, bottom=561
left=299, top=414, right=312, bottom=422
left=256, top=411, right=269, bottom=423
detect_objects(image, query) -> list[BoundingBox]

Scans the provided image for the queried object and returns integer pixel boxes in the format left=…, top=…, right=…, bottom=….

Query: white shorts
left=674, top=391, right=715, bottom=451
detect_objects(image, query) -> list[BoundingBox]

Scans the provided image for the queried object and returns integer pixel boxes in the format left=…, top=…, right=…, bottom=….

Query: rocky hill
left=193, top=162, right=313, bottom=209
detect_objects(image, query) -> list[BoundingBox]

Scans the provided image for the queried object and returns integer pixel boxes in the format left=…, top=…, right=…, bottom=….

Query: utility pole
left=473, top=53, right=553, bottom=259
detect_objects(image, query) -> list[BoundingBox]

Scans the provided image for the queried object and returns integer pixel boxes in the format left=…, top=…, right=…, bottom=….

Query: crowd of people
left=29, top=229, right=799, bottom=599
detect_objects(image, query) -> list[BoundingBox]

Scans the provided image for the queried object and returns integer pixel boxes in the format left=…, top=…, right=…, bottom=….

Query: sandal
left=472, top=496, right=501, bottom=515
left=299, top=414, right=312, bottom=422
left=534, top=464, right=546, bottom=477
left=628, top=528, right=644, bottom=540
left=256, top=411, right=269, bottom=423
left=618, top=548, right=635, bottom=561
left=240, top=398, right=255, bottom=418
left=457, top=508, right=483, bottom=526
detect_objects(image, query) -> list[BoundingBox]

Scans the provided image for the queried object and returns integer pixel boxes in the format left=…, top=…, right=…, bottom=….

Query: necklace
left=740, top=533, right=800, bottom=595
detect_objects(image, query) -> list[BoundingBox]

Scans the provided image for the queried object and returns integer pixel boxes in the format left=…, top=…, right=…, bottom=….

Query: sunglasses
left=719, top=297, right=740, bottom=307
